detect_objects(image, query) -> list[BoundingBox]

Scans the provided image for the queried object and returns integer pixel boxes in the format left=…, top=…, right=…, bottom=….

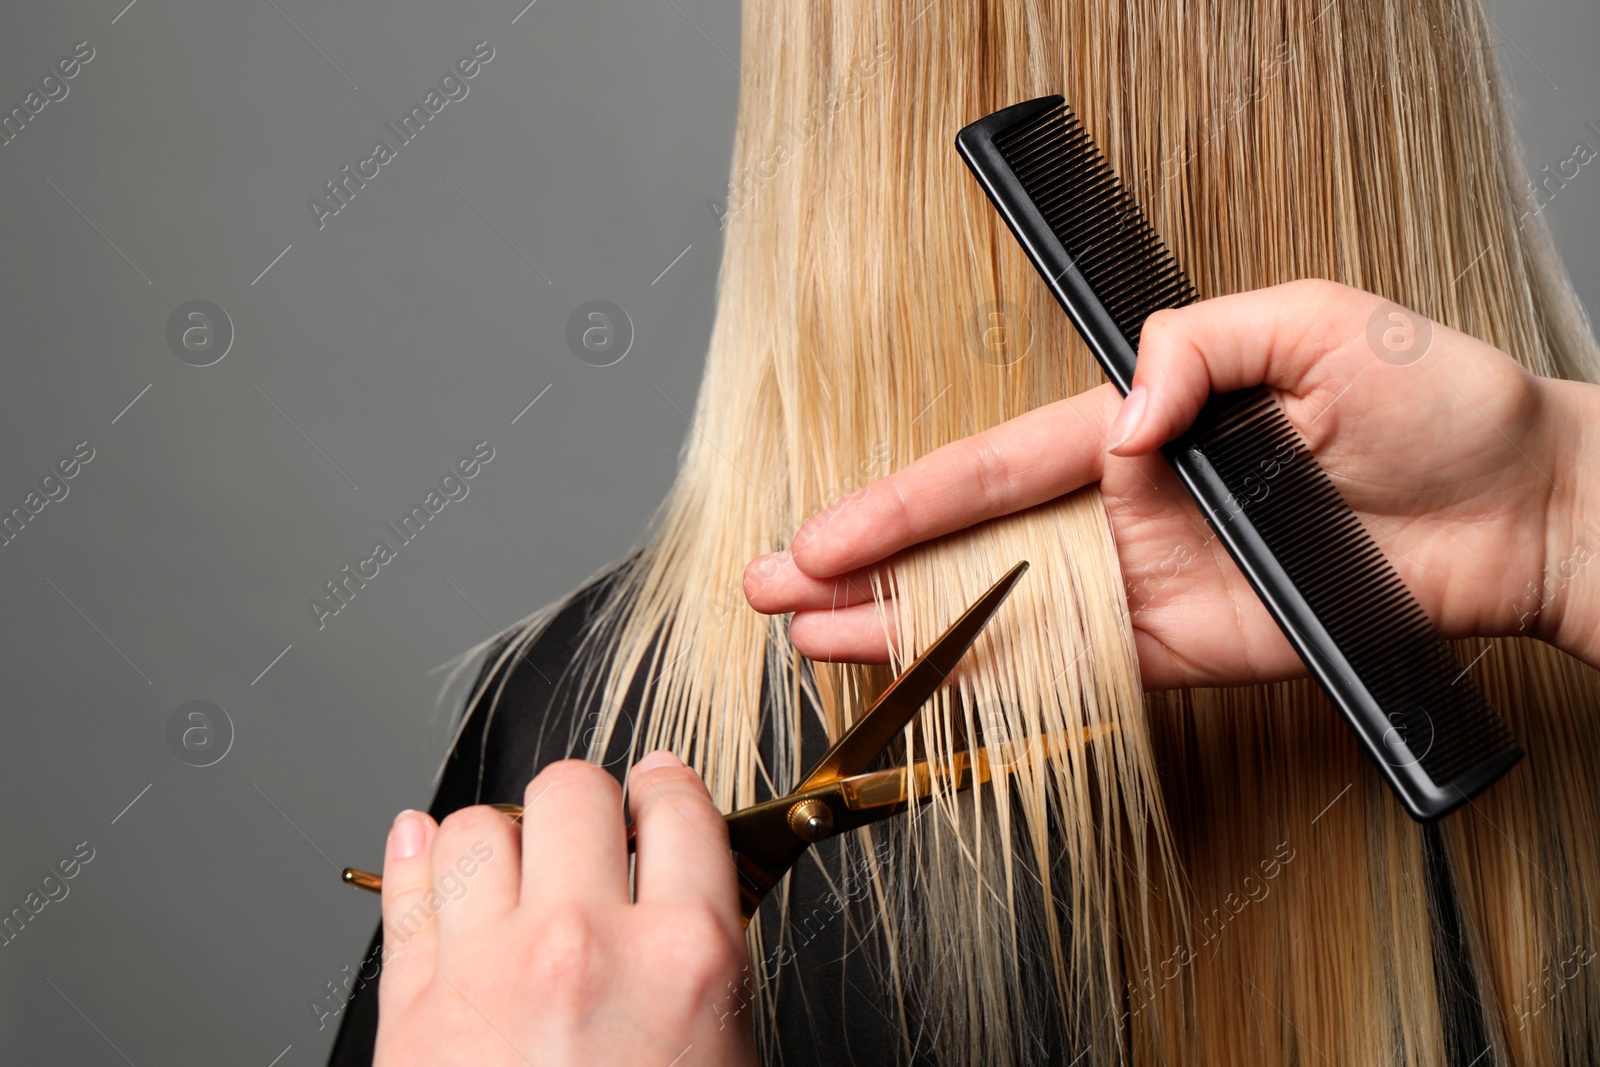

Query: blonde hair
left=459, top=0, right=1600, bottom=1062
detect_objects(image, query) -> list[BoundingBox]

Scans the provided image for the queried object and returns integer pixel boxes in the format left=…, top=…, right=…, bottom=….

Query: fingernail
left=744, top=553, right=781, bottom=593
left=634, top=750, right=682, bottom=776
left=1106, top=384, right=1148, bottom=455
left=392, top=810, right=425, bottom=859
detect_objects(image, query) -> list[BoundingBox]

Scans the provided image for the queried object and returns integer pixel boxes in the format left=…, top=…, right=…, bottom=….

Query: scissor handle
left=340, top=725, right=1109, bottom=927
left=342, top=802, right=782, bottom=927
left=340, top=806, right=758, bottom=906
left=343, top=561, right=1043, bottom=924
left=342, top=803, right=527, bottom=895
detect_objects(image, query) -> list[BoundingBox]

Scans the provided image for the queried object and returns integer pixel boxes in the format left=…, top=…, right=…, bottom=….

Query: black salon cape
left=326, top=566, right=929, bottom=1066
left=325, top=566, right=1489, bottom=1066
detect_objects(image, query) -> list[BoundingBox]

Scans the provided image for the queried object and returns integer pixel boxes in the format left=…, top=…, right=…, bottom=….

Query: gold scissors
left=343, top=560, right=1109, bottom=924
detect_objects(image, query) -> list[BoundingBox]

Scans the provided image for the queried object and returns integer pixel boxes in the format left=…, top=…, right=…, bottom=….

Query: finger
left=628, top=752, right=741, bottom=934
left=378, top=809, right=440, bottom=1002
left=429, top=804, right=521, bottom=939
left=789, top=384, right=1122, bottom=580
left=743, top=553, right=896, bottom=615
left=1110, top=278, right=1384, bottom=456
left=519, top=760, right=630, bottom=910
left=787, top=602, right=897, bottom=663
left=1132, top=595, right=1305, bottom=690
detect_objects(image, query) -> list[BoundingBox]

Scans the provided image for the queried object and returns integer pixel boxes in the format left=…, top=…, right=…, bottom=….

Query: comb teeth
left=958, top=95, right=1524, bottom=818
left=993, top=102, right=1196, bottom=341
left=1191, top=390, right=1519, bottom=786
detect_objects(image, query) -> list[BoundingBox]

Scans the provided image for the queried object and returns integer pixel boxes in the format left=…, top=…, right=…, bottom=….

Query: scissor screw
left=786, top=799, right=834, bottom=842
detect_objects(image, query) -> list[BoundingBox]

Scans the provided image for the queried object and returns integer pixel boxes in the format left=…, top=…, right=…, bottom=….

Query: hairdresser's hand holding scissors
left=745, top=279, right=1600, bottom=685
left=370, top=752, right=757, bottom=1066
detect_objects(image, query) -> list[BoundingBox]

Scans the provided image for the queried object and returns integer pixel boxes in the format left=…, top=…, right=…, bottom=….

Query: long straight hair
left=458, top=0, right=1600, bottom=1062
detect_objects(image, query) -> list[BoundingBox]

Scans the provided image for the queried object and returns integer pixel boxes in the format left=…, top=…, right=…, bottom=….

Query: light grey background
left=0, top=1, right=1591, bottom=1064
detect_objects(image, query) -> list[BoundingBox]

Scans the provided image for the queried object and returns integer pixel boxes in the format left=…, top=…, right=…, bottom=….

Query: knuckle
left=1139, top=307, right=1183, bottom=351
left=669, top=905, right=744, bottom=991
left=1289, top=276, right=1342, bottom=302
left=384, top=897, right=438, bottom=945
left=531, top=759, right=616, bottom=803
left=676, top=902, right=732, bottom=955
left=436, top=804, right=504, bottom=842
left=645, top=809, right=730, bottom=860
left=529, top=902, right=600, bottom=992
left=375, top=958, right=421, bottom=1011
left=878, top=476, right=915, bottom=537
left=640, top=761, right=704, bottom=791
left=967, top=435, right=1014, bottom=512
left=638, top=765, right=715, bottom=808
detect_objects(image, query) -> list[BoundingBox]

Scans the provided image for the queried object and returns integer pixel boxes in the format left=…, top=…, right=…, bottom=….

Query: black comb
left=955, top=95, right=1523, bottom=820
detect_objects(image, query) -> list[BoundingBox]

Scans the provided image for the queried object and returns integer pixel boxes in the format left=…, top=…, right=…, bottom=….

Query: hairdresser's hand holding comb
left=744, top=279, right=1600, bottom=686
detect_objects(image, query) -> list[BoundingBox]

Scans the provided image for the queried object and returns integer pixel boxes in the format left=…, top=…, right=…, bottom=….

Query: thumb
left=1105, top=278, right=1381, bottom=456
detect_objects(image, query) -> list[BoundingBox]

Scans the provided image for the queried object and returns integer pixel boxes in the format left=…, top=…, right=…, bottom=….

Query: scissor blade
left=793, top=560, right=1029, bottom=793
left=833, top=722, right=1116, bottom=816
